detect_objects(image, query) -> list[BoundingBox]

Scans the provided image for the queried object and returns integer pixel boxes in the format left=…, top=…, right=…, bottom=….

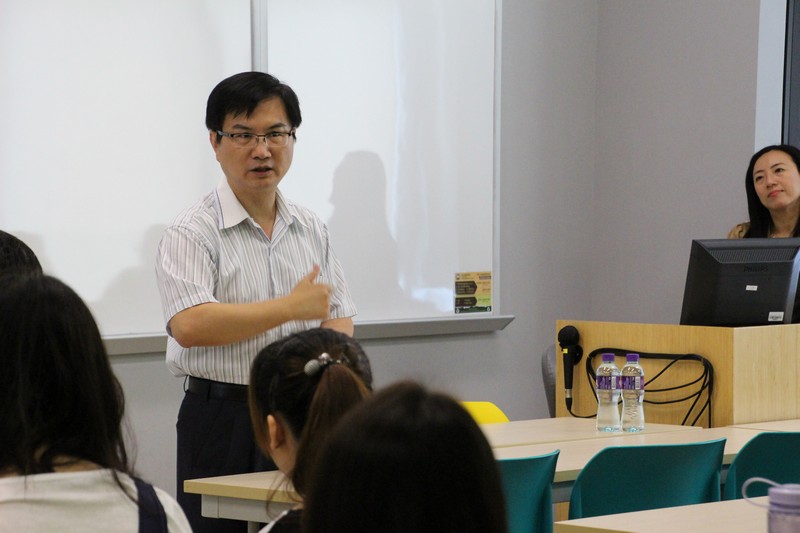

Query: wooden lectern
left=555, top=320, right=800, bottom=427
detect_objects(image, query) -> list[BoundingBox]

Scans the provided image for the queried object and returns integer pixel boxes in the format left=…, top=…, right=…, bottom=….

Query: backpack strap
left=133, top=476, right=168, bottom=533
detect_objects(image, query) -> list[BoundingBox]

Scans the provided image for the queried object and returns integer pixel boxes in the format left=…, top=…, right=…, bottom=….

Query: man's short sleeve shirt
left=155, top=180, right=356, bottom=384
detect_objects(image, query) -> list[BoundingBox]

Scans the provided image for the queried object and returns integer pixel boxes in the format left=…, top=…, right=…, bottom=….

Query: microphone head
left=558, top=325, right=579, bottom=346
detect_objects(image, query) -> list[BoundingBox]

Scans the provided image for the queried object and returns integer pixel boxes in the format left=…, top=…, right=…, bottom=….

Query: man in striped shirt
left=155, top=72, right=356, bottom=533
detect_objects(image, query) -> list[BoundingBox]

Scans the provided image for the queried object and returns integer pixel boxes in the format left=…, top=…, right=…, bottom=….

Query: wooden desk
left=729, top=418, right=800, bottom=432
left=494, top=427, right=764, bottom=503
left=555, top=320, right=800, bottom=427
left=184, top=423, right=761, bottom=525
left=553, top=496, right=768, bottom=532
left=184, top=470, right=297, bottom=533
left=482, top=417, right=700, bottom=448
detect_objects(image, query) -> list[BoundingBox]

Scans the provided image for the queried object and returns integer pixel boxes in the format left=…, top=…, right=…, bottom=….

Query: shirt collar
left=214, top=179, right=249, bottom=229
left=274, top=189, right=309, bottom=230
left=214, top=179, right=309, bottom=230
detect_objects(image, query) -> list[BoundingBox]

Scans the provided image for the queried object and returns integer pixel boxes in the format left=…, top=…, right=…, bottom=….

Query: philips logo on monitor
left=769, top=312, right=785, bottom=322
left=743, top=265, right=769, bottom=273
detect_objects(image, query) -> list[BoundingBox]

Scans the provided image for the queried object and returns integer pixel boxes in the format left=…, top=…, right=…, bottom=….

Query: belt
left=186, top=376, right=248, bottom=402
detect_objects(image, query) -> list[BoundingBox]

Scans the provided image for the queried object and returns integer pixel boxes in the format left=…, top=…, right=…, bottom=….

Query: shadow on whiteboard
left=329, top=151, right=442, bottom=321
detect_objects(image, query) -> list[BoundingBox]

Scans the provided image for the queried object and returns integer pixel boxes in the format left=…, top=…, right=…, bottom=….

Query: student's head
left=744, top=144, right=800, bottom=237
left=302, top=381, right=508, bottom=533
left=249, top=327, right=372, bottom=496
left=0, top=230, right=42, bottom=273
left=0, top=272, right=128, bottom=475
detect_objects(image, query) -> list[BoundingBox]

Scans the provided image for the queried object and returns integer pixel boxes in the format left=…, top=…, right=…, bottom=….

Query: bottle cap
left=769, top=484, right=800, bottom=509
left=626, top=353, right=640, bottom=363
left=601, top=353, right=615, bottom=363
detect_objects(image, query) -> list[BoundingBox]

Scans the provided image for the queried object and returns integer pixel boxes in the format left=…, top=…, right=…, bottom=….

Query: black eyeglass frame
left=215, top=129, right=296, bottom=147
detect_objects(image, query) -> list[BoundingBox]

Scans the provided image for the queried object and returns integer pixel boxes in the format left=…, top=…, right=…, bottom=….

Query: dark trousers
left=176, top=380, right=275, bottom=533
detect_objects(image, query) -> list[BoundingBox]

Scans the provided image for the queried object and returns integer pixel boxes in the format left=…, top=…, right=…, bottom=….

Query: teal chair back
left=724, top=432, right=800, bottom=500
left=568, top=438, right=725, bottom=519
left=497, top=449, right=559, bottom=533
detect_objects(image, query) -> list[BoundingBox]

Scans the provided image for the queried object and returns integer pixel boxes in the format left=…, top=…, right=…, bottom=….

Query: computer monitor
left=680, top=238, right=800, bottom=327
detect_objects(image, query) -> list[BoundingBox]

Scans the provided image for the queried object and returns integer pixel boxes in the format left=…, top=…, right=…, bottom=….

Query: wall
left=589, top=0, right=784, bottom=325
left=112, top=0, right=781, bottom=496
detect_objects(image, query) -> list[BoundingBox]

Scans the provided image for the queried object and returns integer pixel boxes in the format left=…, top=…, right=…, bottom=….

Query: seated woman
left=728, top=144, right=800, bottom=239
left=302, top=381, right=507, bottom=533
left=0, top=272, right=190, bottom=531
left=729, top=144, right=800, bottom=322
left=248, top=327, right=372, bottom=533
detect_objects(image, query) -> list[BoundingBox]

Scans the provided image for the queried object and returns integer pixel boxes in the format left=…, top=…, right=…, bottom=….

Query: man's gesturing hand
left=289, top=265, right=332, bottom=320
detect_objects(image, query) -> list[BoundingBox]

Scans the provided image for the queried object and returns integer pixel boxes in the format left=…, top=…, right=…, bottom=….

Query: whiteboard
left=267, top=0, right=496, bottom=323
left=0, top=0, right=496, bottom=337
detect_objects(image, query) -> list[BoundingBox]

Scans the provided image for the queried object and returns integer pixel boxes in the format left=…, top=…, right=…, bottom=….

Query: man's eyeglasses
left=216, top=130, right=296, bottom=148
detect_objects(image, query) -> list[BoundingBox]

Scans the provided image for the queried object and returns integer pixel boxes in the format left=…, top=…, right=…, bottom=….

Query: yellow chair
left=461, top=401, right=510, bottom=424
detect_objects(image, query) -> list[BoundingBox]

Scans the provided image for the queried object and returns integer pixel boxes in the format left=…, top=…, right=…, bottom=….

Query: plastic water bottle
left=595, top=353, right=621, bottom=432
left=621, top=353, right=645, bottom=432
left=769, top=484, right=800, bottom=532
left=742, top=477, right=800, bottom=533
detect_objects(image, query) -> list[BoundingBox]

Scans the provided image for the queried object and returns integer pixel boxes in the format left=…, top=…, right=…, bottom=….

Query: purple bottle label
left=621, top=375, right=645, bottom=390
left=596, top=376, right=619, bottom=390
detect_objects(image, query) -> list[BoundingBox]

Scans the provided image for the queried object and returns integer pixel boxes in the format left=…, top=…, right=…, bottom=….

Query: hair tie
left=304, top=352, right=342, bottom=376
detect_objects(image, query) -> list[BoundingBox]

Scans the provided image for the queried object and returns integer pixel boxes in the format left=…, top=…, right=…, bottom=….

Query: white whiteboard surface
left=1, top=0, right=496, bottom=337
left=267, top=0, right=496, bottom=323
left=0, top=0, right=250, bottom=336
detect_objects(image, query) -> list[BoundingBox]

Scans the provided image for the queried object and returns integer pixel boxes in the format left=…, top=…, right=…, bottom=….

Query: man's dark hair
left=205, top=72, right=302, bottom=138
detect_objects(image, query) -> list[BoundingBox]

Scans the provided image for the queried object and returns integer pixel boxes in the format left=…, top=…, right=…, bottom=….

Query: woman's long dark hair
left=0, top=230, right=42, bottom=273
left=302, top=381, right=508, bottom=533
left=0, top=272, right=130, bottom=476
left=744, top=144, right=800, bottom=237
left=249, top=327, right=372, bottom=497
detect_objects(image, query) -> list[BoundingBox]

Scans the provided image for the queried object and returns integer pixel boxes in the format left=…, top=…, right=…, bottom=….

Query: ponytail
left=249, top=328, right=372, bottom=497
left=293, top=362, right=369, bottom=495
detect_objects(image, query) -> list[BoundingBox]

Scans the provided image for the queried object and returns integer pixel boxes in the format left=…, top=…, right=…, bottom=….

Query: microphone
left=558, top=325, right=583, bottom=411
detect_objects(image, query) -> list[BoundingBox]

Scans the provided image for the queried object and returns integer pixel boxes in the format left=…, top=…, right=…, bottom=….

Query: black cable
left=565, top=404, right=596, bottom=419
left=574, top=347, right=714, bottom=427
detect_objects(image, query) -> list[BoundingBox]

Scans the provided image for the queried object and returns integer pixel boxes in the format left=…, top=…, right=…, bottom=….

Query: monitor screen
left=680, top=238, right=800, bottom=327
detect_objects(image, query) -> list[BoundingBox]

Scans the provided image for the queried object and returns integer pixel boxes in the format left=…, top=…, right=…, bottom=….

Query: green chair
left=461, top=401, right=510, bottom=424
left=724, top=432, right=800, bottom=500
left=568, top=438, right=726, bottom=519
left=497, top=449, right=559, bottom=533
